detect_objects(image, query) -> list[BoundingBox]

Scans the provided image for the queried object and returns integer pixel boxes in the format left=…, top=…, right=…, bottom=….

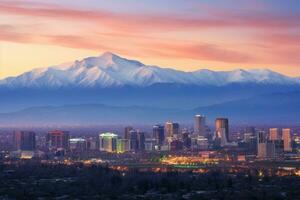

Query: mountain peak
left=76, top=52, right=145, bottom=70
left=101, top=51, right=119, bottom=58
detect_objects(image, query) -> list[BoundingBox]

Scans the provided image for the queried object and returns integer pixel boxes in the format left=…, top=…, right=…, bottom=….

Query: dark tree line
left=0, top=163, right=299, bottom=200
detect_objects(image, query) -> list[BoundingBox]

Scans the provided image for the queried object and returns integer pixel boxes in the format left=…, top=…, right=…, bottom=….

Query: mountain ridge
left=1, top=52, right=300, bottom=88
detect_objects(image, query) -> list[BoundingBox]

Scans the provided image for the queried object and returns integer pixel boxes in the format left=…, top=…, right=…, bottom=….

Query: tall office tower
left=249, top=136, right=258, bottom=153
left=13, top=131, right=36, bottom=151
left=257, top=131, right=275, bottom=159
left=99, top=132, right=118, bottom=152
left=266, top=142, right=276, bottom=158
left=117, top=139, right=130, bottom=153
left=124, top=126, right=133, bottom=140
left=13, top=131, right=21, bottom=150
left=257, top=131, right=267, bottom=158
left=128, top=130, right=138, bottom=151
left=165, top=122, right=179, bottom=138
left=137, top=131, right=145, bottom=150
left=216, top=128, right=228, bottom=147
left=282, top=128, right=292, bottom=152
left=215, top=118, right=229, bottom=143
left=69, top=138, right=87, bottom=152
left=269, top=128, right=279, bottom=141
left=182, top=130, right=191, bottom=149
left=194, top=115, right=206, bottom=136
left=47, top=130, right=70, bottom=150
left=153, top=125, right=165, bottom=145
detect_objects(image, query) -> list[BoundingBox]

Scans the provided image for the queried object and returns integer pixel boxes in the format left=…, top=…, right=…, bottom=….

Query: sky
left=0, top=0, right=300, bottom=78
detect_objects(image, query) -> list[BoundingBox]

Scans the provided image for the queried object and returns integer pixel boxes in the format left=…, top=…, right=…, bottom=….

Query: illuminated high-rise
left=257, top=131, right=267, bottom=158
left=269, top=128, right=279, bottom=141
left=153, top=125, right=164, bottom=145
left=124, top=126, right=133, bottom=140
left=257, top=131, right=275, bottom=159
left=215, top=118, right=229, bottom=143
left=128, top=129, right=138, bottom=151
left=117, top=139, right=130, bottom=153
left=165, top=122, right=179, bottom=138
left=194, top=115, right=206, bottom=136
left=137, top=131, right=145, bottom=150
left=13, top=131, right=36, bottom=151
left=182, top=130, right=191, bottom=149
left=47, top=130, right=70, bottom=150
left=99, top=132, right=118, bottom=152
left=69, top=138, right=87, bottom=152
left=282, top=128, right=292, bottom=152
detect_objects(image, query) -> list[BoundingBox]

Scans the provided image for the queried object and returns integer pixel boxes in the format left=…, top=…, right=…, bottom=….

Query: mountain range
left=1, top=52, right=300, bottom=88
left=0, top=52, right=299, bottom=126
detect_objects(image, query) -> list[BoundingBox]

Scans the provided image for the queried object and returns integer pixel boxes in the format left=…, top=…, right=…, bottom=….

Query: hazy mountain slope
left=0, top=91, right=299, bottom=126
left=0, top=83, right=299, bottom=112
left=0, top=104, right=182, bottom=126
left=193, top=91, right=300, bottom=124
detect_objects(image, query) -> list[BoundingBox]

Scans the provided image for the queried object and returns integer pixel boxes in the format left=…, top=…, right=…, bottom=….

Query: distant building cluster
left=7, top=114, right=300, bottom=161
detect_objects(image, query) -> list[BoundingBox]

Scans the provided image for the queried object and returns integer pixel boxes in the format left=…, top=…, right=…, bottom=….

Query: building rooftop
left=100, top=132, right=118, bottom=138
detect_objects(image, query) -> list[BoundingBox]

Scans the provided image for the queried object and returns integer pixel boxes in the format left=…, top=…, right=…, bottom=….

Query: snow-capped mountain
left=1, top=52, right=300, bottom=88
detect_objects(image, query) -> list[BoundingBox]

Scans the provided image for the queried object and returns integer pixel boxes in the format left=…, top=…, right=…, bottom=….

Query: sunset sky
left=1, top=0, right=300, bottom=78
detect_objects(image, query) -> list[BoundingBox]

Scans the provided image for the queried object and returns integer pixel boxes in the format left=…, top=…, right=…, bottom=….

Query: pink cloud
left=139, top=42, right=252, bottom=63
left=260, top=33, right=300, bottom=46
left=0, top=25, right=252, bottom=63
left=0, top=1, right=299, bottom=32
left=1, top=1, right=300, bottom=68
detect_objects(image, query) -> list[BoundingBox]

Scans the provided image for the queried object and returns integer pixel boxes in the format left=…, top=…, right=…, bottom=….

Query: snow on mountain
left=1, top=52, right=300, bottom=88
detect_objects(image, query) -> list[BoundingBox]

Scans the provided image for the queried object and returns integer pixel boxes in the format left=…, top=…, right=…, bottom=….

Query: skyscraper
left=257, top=131, right=275, bottom=159
left=13, top=131, right=36, bottom=151
left=218, top=128, right=228, bottom=147
left=153, top=125, right=165, bottom=145
left=124, top=126, right=133, bottom=140
left=282, top=128, right=292, bottom=152
left=99, top=132, right=118, bottom=152
left=137, top=131, right=145, bottom=150
left=69, top=138, right=87, bottom=152
left=215, top=118, right=229, bottom=143
left=165, top=122, right=179, bottom=138
left=117, top=139, right=130, bottom=153
left=182, top=130, right=191, bottom=149
left=128, top=129, right=138, bottom=151
left=47, top=130, right=70, bottom=150
left=269, top=128, right=279, bottom=141
left=257, top=131, right=267, bottom=159
left=194, top=115, right=206, bottom=136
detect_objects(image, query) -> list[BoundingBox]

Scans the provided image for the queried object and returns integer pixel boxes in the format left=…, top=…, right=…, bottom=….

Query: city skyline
left=1, top=0, right=300, bottom=78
